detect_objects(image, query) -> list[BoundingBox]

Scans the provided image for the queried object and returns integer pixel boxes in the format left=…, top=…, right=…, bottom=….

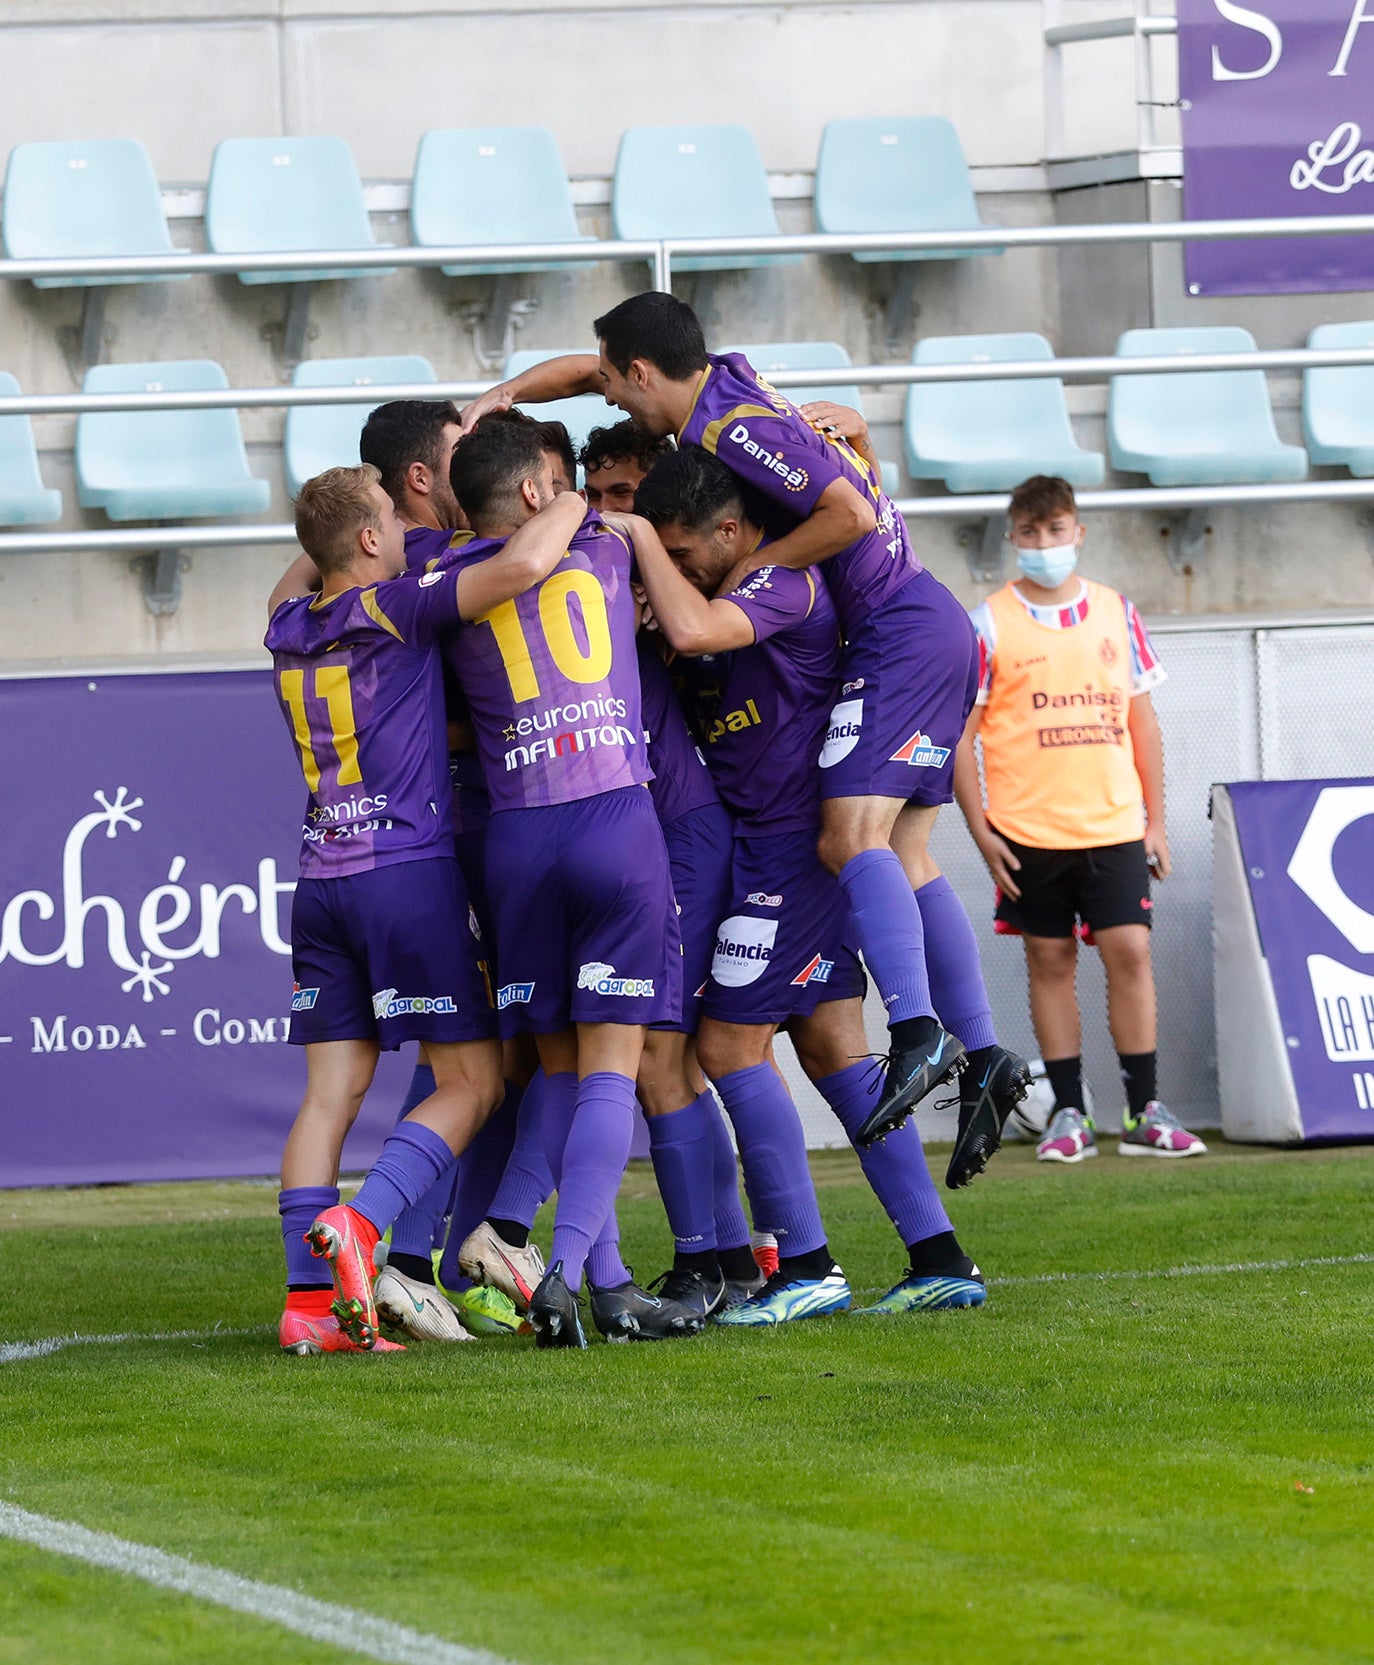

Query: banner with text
left=1178, top=1, right=1374, bottom=295
left=1229, top=778, right=1374, bottom=1140
left=0, top=671, right=409, bottom=1187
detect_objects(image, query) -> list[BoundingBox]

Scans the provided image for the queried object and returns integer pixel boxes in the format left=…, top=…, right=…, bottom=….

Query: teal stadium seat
left=1109, top=327, right=1307, bottom=486
left=904, top=333, right=1105, bottom=492
left=205, top=137, right=390, bottom=284
left=503, top=349, right=617, bottom=463
left=0, top=373, right=62, bottom=525
left=813, top=117, right=1002, bottom=264
left=411, top=127, right=588, bottom=276
left=1, top=138, right=181, bottom=290
left=285, top=356, right=436, bottom=498
left=724, top=341, right=900, bottom=495
left=76, top=361, right=270, bottom=521
left=1303, top=321, right=1374, bottom=476
left=612, top=125, right=799, bottom=273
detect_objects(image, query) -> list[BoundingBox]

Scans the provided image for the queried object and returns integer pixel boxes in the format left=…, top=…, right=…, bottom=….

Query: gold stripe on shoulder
left=677, top=365, right=714, bottom=441
left=448, top=529, right=475, bottom=548
left=699, top=403, right=786, bottom=456
left=361, top=586, right=405, bottom=643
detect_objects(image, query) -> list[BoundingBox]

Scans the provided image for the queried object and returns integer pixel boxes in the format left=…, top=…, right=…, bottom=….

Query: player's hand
left=1144, top=824, right=1171, bottom=880
left=800, top=401, right=869, bottom=446
left=458, top=386, right=514, bottom=435
left=597, top=510, right=640, bottom=537
left=976, top=829, right=1022, bottom=900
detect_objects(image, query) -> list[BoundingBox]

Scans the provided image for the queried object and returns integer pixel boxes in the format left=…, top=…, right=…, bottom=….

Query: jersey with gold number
left=265, top=568, right=462, bottom=878
left=437, top=507, right=650, bottom=811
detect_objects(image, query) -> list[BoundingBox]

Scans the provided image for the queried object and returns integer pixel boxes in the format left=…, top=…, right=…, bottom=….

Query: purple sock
left=915, top=875, right=997, bottom=1051
left=549, top=1072, right=636, bottom=1290
left=817, top=1062, right=952, bottom=1246
left=431, top=1082, right=522, bottom=1290
left=279, top=1185, right=338, bottom=1289
left=714, top=1064, right=827, bottom=1258
left=539, top=1070, right=579, bottom=1187
left=585, top=1208, right=632, bottom=1289
left=486, top=1068, right=554, bottom=1226
left=352, top=1120, right=456, bottom=1235
left=388, top=1064, right=454, bottom=1258
left=647, top=1091, right=718, bottom=1255
left=709, top=1098, right=751, bottom=1251
left=838, top=848, right=934, bottom=1026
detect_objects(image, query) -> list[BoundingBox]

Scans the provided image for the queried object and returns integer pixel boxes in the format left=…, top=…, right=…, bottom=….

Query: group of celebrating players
left=266, top=290, right=1036, bottom=1354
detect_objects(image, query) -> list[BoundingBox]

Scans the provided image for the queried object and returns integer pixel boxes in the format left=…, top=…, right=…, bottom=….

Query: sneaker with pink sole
left=1036, top=1107, right=1097, bottom=1164
left=1119, top=1101, right=1207, bottom=1158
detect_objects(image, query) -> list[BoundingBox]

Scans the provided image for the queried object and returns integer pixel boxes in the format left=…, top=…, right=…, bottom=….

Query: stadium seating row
left=4, top=325, right=1369, bottom=528
left=0, top=120, right=993, bottom=290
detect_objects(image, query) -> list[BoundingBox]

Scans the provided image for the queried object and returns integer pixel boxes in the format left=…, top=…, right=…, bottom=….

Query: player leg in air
left=439, top=418, right=704, bottom=1347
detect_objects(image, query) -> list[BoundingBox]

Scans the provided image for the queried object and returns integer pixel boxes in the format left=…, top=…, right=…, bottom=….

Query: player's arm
left=800, top=401, right=883, bottom=481
left=953, top=705, right=1022, bottom=900
left=1128, top=692, right=1170, bottom=879
left=267, top=551, right=320, bottom=621
left=451, top=492, right=589, bottom=620
left=459, top=354, right=602, bottom=434
left=605, top=513, right=757, bottom=656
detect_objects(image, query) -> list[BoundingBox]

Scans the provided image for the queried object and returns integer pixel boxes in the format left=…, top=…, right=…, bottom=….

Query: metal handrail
left=3, top=344, right=1373, bottom=418
left=1044, top=16, right=1177, bottom=46
left=3, top=479, right=1372, bottom=558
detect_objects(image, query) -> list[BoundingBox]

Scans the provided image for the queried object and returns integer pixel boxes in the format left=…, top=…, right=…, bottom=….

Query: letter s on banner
left=1211, top=0, right=1282, bottom=81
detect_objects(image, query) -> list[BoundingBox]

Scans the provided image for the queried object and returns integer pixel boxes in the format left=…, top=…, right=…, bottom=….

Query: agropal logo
left=0, top=787, right=294, bottom=1003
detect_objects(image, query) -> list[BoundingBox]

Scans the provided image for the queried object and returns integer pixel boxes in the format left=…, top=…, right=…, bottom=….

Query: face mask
left=1015, top=539, right=1079, bottom=588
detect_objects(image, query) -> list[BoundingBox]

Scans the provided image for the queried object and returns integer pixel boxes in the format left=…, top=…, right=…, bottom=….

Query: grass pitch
left=1, top=1142, right=1372, bottom=1665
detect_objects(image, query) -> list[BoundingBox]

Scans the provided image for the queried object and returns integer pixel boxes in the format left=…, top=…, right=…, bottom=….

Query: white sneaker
left=457, top=1219, right=546, bottom=1312
left=373, top=1267, right=473, bottom=1342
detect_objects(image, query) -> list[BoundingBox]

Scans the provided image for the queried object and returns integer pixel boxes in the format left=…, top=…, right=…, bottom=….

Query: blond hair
left=294, top=463, right=383, bottom=575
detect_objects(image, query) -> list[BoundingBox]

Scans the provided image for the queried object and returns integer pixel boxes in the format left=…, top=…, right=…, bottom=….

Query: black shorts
left=991, top=831, right=1153, bottom=939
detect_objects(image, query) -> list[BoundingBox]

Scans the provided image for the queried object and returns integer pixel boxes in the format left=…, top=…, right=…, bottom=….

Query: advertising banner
left=1217, top=779, right=1374, bottom=1142
left=0, top=670, right=409, bottom=1187
left=1178, top=1, right=1374, bottom=296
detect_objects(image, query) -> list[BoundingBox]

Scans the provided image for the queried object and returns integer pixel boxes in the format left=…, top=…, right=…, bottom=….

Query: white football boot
left=373, top=1266, right=473, bottom=1342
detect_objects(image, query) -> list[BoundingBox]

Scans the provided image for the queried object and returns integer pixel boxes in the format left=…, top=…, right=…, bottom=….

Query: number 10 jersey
left=438, top=509, right=651, bottom=812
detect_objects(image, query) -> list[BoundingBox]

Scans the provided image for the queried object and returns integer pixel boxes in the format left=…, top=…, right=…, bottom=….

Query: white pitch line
left=0, top=1325, right=270, bottom=1365
left=0, top=1501, right=517, bottom=1665
left=996, top=1251, right=1374, bottom=1287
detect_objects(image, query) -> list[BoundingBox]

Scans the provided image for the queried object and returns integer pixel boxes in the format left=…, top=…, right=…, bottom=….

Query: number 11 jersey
left=438, top=508, right=651, bottom=812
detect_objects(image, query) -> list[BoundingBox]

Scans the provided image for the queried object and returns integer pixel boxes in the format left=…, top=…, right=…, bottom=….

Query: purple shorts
left=703, top=831, right=866, bottom=1028
left=288, top=857, right=496, bottom=1049
left=486, top=785, right=683, bottom=1036
left=818, top=566, right=979, bottom=807
left=660, top=801, right=735, bottom=1035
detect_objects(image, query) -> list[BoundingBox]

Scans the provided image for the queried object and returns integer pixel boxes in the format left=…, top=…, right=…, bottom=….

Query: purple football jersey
left=437, top=508, right=651, bottom=811
left=678, top=351, right=919, bottom=632
left=691, top=557, right=841, bottom=835
left=404, top=524, right=474, bottom=575
left=265, top=569, right=462, bottom=878
left=638, top=634, right=720, bottom=827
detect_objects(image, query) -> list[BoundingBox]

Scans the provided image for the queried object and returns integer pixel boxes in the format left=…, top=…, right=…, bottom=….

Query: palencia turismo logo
left=0, top=787, right=294, bottom=1003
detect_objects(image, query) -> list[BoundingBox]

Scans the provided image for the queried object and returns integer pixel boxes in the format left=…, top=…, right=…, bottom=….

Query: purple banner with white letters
left=1178, top=1, right=1374, bottom=295
left=0, top=670, right=409, bottom=1187
left=1229, top=779, right=1374, bottom=1141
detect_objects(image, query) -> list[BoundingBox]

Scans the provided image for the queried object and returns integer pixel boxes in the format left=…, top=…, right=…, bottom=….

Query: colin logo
left=290, top=985, right=319, bottom=1012
left=890, top=731, right=952, bottom=768
left=497, top=982, right=535, bottom=1010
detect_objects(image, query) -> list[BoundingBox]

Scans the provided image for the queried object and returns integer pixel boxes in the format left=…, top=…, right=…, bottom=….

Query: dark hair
left=633, top=445, right=743, bottom=532
left=592, top=292, right=709, bottom=380
left=474, top=406, right=577, bottom=487
left=1008, top=474, right=1078, bottom=523
left=581, top=420, right=674, bottom=478
left=449, top=415, right=549, bottom=528
left=358, top=400, right=460, bottom=506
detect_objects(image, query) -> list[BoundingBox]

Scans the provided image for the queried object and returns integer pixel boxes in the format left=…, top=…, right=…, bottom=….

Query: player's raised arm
left=266, top=550, right=321, bottom=621
left=603, top=511, right=756, bottom=657
left=459, top=354, right=601, bottom=435
left=450, top=488, right=587, bottom=620
left=734, top=470, right=876, bottom=582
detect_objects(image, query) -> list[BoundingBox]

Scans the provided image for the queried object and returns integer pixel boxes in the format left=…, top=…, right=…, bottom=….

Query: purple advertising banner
left=1179, top=1, right=1374, bottom=296
left=0, top=669, right=410, bottom=1187
left=1229, top=778, right=1374, bottom=1141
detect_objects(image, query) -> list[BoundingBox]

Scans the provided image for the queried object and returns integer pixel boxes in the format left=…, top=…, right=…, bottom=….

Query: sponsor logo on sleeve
left=419, top=571, right=444, bottom=587
left=726, top=424, right=810, bottom=493
left=577, top=961, right=655, bottom=998
left=790, top=954, right=835, bottom=987
left=371, top=988, right=458, bottom=1020
left=497, top=981, right=535, bottom=1010
left=889, top=731, right=953, bottom=768
left=711, top=916, right=778, bottom=988
left=818, top=698, right=863, bottom=768
left=842, top=678, right=866, bottom=696
left=745, top=892, right=783, bottom=908
left=290, top=984, right=319, bottom=1012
